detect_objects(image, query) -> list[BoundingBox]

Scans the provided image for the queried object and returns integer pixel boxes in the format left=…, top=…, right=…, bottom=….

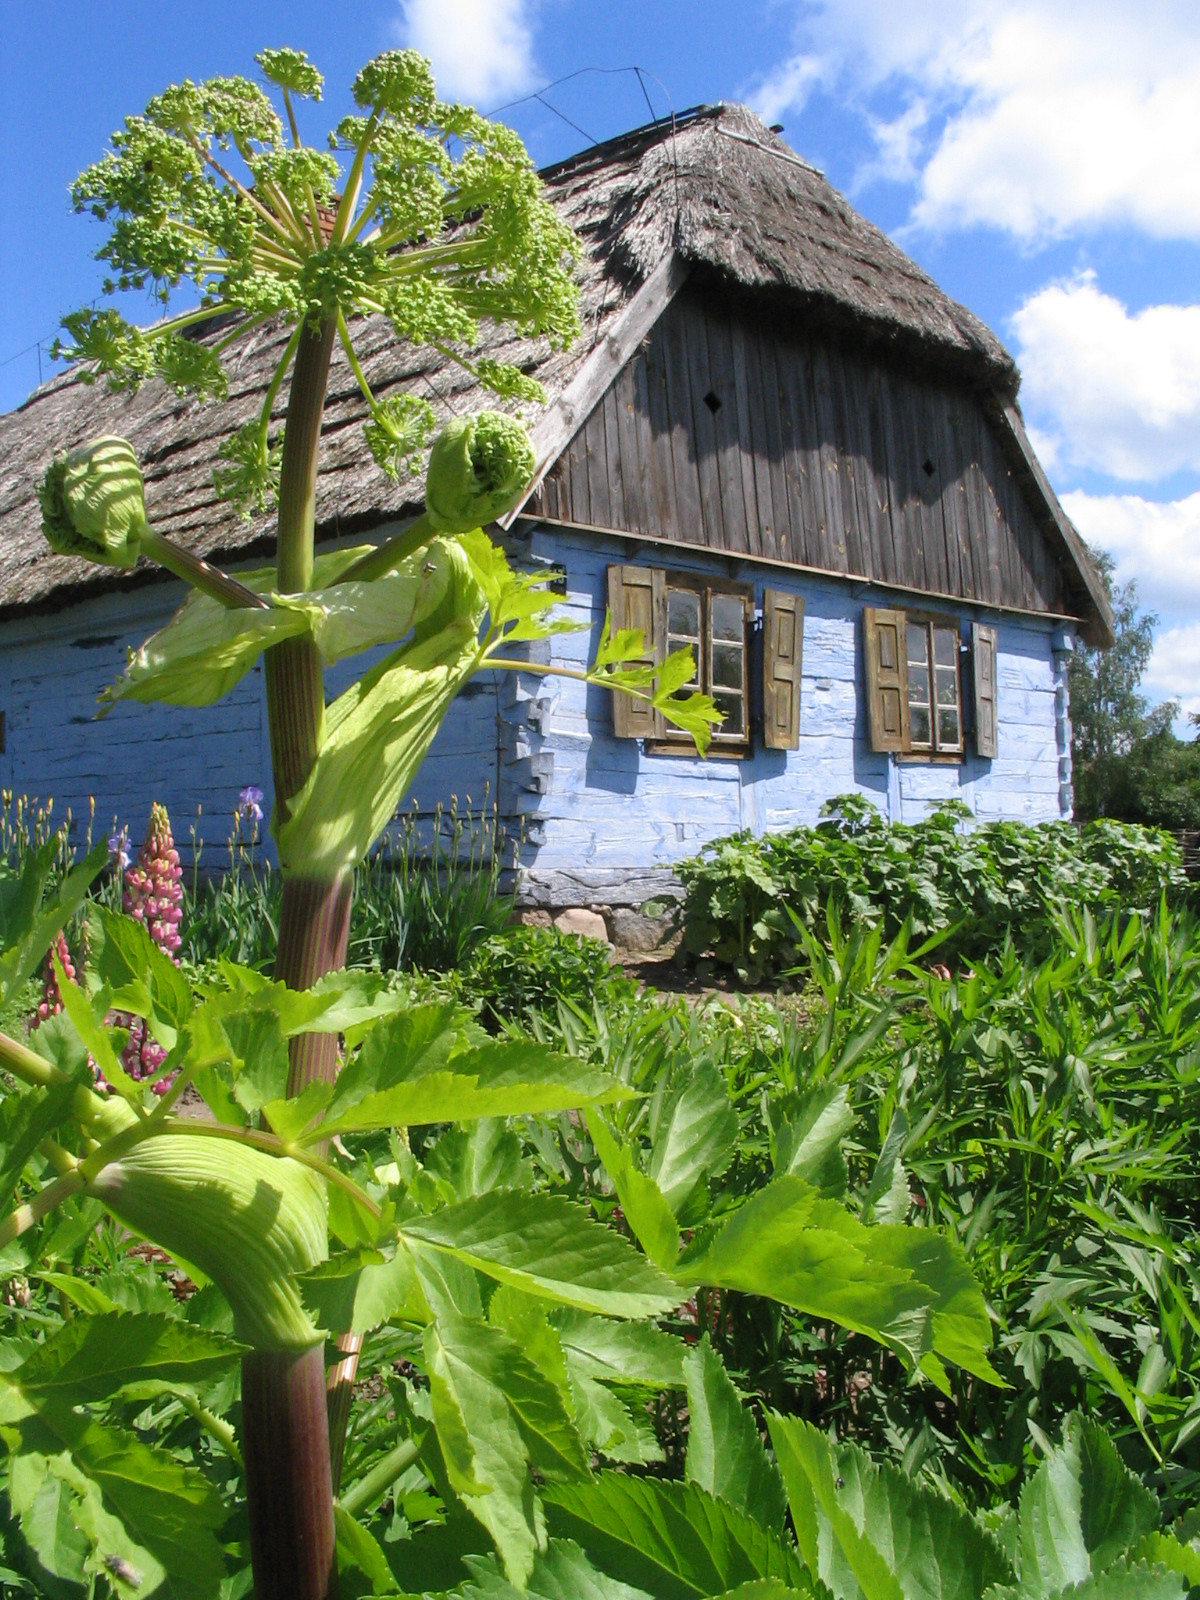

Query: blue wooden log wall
left=0, top=519, right=1071, bottom=880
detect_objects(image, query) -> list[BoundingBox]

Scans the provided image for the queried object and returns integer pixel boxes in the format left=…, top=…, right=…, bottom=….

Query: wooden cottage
left=0, top=105, right=1111, bottom=911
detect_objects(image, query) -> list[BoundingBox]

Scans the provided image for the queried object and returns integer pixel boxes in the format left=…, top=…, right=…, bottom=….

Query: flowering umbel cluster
left=55, top=47, right=580, bottom=516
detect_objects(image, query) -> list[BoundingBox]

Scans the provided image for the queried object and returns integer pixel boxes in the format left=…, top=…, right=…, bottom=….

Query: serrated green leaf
left=453, top=1537, right=655, bottom=1598
left=684, top=1339, right=787, bottom=1533
left=85, top=904, right=192, bottom=1038
left=8, top=1454, right=92, bottom=1592
left=769, top=1085, right=853, bottom=1197
left=585, top=1111, right=679, bottom=1270
left=423, top=1313, right=546, bottom=1585
left=16, top=1313, right=245, bottom=1403
left=863, top=1225, right=1002, bottom=1386
left=679, top=1177, right=933, bottom=1367
left=1014, top=1413, right=1162, bottom=1594
left=1137, top=1533, right=1200, bottom=1585
left=300, top=1248, right=426, bottom=1335
left=543, top=1475, right=815, bottom=1599
left=334, top=1504, right=403, bottom=1596
left=402, top=1191, right=680, bottom=1317
left=551, top=1309, right=687, bottom=1388
left=649, top=1063, right=738, bottom=1218
left=0, top=1075, right=84, bottom=1203
left=770, top=1412, right=1011, bottom=1600
left=426, top=1120, right=526, bottom=1201
left=311, top=1035, right=629, bottom=1141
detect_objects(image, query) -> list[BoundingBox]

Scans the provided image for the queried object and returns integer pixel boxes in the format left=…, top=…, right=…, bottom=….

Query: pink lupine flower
left=110, top=802, right=184, bottom=1093
left=30, top=932, right=75, bottom=1031
left=122, top=802, right=183, bottom=957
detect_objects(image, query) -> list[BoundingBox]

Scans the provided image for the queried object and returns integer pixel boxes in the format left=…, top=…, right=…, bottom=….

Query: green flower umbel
left=38, top=435, right=150, bottom=567
left=424, top=411, right=536, bottom=534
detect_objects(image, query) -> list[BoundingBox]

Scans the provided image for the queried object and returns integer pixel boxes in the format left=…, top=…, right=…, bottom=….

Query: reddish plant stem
left=241, top=1347, right=338, bottom=1600
left=247, top=316, right=348, bottom=1600
left=326, top=1332, right=365, bottom=1490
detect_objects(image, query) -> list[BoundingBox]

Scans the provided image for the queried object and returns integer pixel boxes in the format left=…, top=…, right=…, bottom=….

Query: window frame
left=647, top=570, right=755, bottom=760
left=899, top=611, right=966, bottom=764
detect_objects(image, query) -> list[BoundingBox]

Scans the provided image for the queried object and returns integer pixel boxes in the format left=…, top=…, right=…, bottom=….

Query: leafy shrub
left=464, top=923, right=629, bottom=1024
left=678, top=794, right=1188, bottom=982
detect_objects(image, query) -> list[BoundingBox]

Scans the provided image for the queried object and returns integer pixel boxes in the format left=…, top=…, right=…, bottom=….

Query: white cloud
left=1144, top=622, right=1200, bottom=709
left=1062, top=490, right=1200, bottom=613
left=747, top=54, right=824, bottom=128
left=755, top=1, right=1200, bottom=242
left=396, top=0, right=536, bottom=106
left=1011, top=276, right=1200, bottom=481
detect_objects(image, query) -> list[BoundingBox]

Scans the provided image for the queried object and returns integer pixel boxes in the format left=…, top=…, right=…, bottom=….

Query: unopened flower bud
left=424, top=411, right=535, bottom=534
left=38, top=436, right=149, bottom=568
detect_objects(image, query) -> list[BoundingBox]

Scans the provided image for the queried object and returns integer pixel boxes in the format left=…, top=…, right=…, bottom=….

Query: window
left=606, top=566, right=805, bottom=754
left=906, top=617, right=962, bottom=755
left=663, top=582, right=749, bottom=747
left=864, top=607, right=997, bottom=761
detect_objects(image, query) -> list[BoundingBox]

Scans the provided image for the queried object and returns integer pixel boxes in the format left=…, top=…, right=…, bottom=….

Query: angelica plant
left=0, top=45, right=1002, bottom=1600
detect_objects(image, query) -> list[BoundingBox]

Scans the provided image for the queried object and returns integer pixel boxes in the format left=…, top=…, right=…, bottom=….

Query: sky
left=3, top=1, right=1198, bottom=723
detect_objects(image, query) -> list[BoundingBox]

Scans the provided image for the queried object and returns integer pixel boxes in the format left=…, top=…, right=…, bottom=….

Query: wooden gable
left=529, top=285, right=1072, bottom=623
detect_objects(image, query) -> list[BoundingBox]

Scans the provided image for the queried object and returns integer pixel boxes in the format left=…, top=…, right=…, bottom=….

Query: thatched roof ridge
left=1, top=104, right=1042, bottom=622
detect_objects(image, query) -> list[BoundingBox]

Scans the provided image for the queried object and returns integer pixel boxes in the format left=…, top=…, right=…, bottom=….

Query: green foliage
left=465, top=926, right=628, bottom=1025
left=677, top=797, right=1187, bottom=982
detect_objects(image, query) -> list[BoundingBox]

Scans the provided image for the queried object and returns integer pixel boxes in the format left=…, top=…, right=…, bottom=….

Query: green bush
left=464, top=923, right=630, bottom=1024
left=677, top=794, right=1188, bottom=982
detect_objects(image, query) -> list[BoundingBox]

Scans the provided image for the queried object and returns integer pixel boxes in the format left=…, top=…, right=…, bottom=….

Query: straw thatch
left=0, top=104, right=1032, bottom=619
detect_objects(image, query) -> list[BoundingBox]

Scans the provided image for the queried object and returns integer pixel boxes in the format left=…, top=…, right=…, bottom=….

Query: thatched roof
left=0, top=104, right=1055, bottom=623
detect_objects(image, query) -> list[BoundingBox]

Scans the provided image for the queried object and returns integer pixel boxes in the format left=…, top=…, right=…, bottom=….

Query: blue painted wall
left=0, top=521, right=1073, bottom=883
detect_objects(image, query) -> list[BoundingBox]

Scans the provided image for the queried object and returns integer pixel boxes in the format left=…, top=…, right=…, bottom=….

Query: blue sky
left=4, top=1, right=1199, bottom=718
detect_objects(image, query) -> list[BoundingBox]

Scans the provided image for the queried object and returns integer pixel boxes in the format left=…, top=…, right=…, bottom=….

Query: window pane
left=711, top=593, right=744, bottom=641
left=936, top=668, right=958, bottom=707
left=910, top=705, right=931, bottom=746
left=907, top=623, right=929, bottom=668
left=938, top=707, right=961, bottom=748
left=711, top=641, right=744, bottom=690
left=908, top=665, right=930, bottom=706
left=933, top=626, right=958, bottom=668
left=714, top=691, right=744, bottom=736
left=668, top=588, right=700, bottom=639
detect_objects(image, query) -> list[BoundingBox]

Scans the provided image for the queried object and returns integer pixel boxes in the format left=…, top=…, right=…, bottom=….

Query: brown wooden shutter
left=972, top=622, right=999, bottom=758
left=607, top=565, right=665, bottom=739
left=863, top=606, right=909, bottom=752
left=762, top=589, right=805, bottom=750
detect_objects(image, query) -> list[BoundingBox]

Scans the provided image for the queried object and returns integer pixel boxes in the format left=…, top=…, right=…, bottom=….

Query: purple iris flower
left=107, top=828, right=130, bottom=870
left=238, top=785, right=265, bottom=823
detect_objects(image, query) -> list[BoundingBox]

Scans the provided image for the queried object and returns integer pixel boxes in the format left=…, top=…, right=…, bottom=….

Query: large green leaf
left=862, top=1226, right=1001, bottom=1387
left=543, top=1475, right=815, bottom=1600
left=550, top=1310, right=687, bottom=1388
left=0, top=1378, right=226, bottom=1599
left=770, top=1412, right=1010, bottom=1600
left=310, top=1017, right=628, bottom=1141
left=1012, top=1414, right=1162, bottom=1595
left=984, top=1561, right=1187, bottom=1600
left=585, top=1111, right=679, bottom=1270
left=15, top=1313, right=244, bottom=1403
left=84, top=905, right=193, bottom=1038
left=0, top=1075, right=84, bottom=1204
left=300, top=1248, right=427, bottom=1335
left=684, top=1339, right=787, bottom=1534
left=451, top=1538, right=655, bottom=1598
left=679, top=1178, right=934, bottom=1367
left=649, top=1062, right=738, bottom=1218
left=334, top=1504, right=404, bottom=1598
left=401, top=1191, right=680, bottom=1318
left=769, top=1085, right=854, bottom=1197
left=422, top=1313, right=548, bottom=1585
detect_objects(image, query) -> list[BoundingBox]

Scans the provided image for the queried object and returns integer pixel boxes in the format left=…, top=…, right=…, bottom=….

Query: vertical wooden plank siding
left=533, top=285, right=1069, bottom=623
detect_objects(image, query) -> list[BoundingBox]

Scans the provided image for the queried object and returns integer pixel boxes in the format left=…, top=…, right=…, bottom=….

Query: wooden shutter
left=863, top=606, right=909, bottom=753
left=972, top=622, right=999, bottom=759
left=762, top=589, right=805, bottom=750
left=607, top=565, right=665, bottom=739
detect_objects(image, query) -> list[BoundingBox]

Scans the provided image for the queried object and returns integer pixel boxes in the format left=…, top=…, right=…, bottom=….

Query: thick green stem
left=140, top=529, right=268, bottom=612
left=339, top=1435, right=421, bottom=1517
left=252, top=313, right=344, bottom=1600
left=241, top=1346, right=338, bottom=1600
left=333, top=512, right=435, bottom=586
